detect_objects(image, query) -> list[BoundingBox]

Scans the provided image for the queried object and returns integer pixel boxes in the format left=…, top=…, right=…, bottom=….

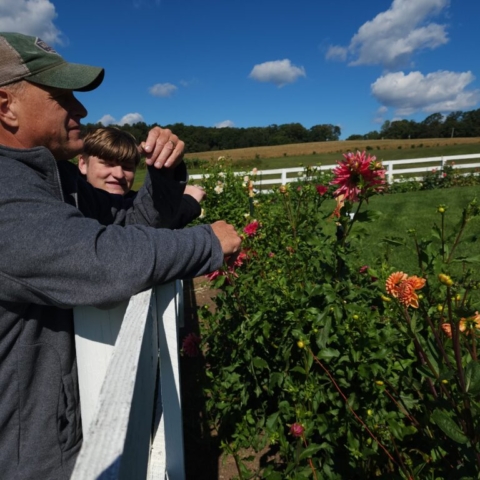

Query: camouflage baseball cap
left=0, top=32, right=104, bottom=91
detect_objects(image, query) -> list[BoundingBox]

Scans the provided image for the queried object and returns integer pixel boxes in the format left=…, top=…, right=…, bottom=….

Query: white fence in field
left=71, top=282, right=185, bottom=480
left=190, top=153, right=480, bottom=188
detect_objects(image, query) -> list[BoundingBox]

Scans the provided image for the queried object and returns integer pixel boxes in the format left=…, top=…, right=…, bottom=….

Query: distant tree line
left=80, top=122, right=341, bottom=154
left=346, top=109, right=480, bottom=141
left=80, top=108, right=480, bottom=153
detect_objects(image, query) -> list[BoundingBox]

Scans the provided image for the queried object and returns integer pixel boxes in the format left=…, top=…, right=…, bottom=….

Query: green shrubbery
left=190, top=155, right=480, bottom=479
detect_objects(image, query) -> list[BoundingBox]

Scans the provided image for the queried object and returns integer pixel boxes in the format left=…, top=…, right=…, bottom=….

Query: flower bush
left=191, top=152, right=480, bottom=479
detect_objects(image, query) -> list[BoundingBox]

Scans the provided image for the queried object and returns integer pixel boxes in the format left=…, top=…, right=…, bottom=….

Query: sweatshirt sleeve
left=169, top=194, right=202, bottom=229
left=126, top=163, right=188, bottom=228
left=0, top=163, right=223, bottom=309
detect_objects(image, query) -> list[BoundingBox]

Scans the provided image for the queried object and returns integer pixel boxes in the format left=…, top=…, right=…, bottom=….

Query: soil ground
left=181, top=277, right=240, bottom=480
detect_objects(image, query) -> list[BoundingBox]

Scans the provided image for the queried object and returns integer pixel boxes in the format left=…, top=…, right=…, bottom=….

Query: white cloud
left=371, top=70, right=480, bottom=116
left=98, top=114, right=116, bottom=126
left=325, top=45, right=347, bottom=62
left=373, top=106, right=389, bottom=124
left=0, top=0, right=63, bottom=44
left=249, top=59, right=306, bottom=87
left=119, top=113, right=144, bottom=125
left=179, top=79, right=196, bottom=87
left=326, top=0, right=449, bottom=69
left=149, top=83, right=178, bottom=97
left=214, top=120, right=235, bottom=128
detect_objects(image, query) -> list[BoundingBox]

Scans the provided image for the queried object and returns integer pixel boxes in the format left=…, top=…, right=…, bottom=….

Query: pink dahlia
left=182, top=333, right=201, bottom=357
left=205, top=269, right=223, bottom=281
left=244, top=220, right=260, bottom=237
left=330, top=151, right=386, bottom=202
left=289, top=422, right=305, bottom=437
left=232, top=250, right=247, bottom=268
left=316, top=185, right=328, bottom=196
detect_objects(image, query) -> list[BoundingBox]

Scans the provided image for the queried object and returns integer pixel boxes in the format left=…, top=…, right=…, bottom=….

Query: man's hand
left=210, top=221, right=242, bottom=256
left=139, top=126, right=185, bottom=169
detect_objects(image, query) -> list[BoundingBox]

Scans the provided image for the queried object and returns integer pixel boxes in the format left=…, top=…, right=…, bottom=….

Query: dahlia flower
left=315, top=185, right=328, bottom=196
left=330, top=151, right=386, bottom=202
left=290, top=422, right=305, bottom=437
left=244, top=220, right=260, bottom=237
left=182, top=333, right=201, bottom=357
left=385, top=272, right=426, bottom=308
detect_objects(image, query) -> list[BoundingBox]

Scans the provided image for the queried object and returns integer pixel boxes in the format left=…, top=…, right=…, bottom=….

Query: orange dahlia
left=385, top=272, right=426, bottom=308
left=385, top=272, right=408, bottom=298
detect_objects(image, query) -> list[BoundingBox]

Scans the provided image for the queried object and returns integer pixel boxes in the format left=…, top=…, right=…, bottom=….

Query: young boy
left=78, top=126, right=205, bottom=227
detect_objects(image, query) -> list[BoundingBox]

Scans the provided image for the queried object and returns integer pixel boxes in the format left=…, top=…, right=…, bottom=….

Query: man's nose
left=71, top=93, right=88, bottom=119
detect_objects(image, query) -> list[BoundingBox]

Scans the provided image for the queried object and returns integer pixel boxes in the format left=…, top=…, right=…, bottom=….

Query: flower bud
left=297, top=340, right=305, bottom=349
left=438, top=273, right=454, bottom=286
left=290, top=422, right=305, bottom=437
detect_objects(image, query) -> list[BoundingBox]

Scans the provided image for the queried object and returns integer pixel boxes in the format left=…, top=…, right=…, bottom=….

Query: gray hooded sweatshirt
left=0, top=145, right=223, bottom=479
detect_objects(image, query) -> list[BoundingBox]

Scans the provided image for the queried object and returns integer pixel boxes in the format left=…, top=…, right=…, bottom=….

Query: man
left=78, top=126, right=206, bottom=228
left=0, top=32, right=241, bottom=479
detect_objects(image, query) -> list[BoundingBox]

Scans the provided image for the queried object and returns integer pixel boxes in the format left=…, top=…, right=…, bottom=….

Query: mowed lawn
left=344, top=186, right=480, bottom=275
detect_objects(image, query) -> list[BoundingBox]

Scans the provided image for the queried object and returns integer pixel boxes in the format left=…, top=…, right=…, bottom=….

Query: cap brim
left=27, top=61, right=105, bottom=92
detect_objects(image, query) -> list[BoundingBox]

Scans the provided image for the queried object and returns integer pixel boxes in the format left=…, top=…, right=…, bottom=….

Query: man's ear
left=0, top=89, right=19, bottom=128
left=78, top=155, right=88, bottom=175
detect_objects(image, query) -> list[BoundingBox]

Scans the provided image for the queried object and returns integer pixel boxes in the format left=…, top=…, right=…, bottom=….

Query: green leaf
left=416, top=364, right=437, bottom=380
left=317, top=316, right=332, bottom=349
left=252, top=357, right=269, bottom=370
left=316, top=348, right=340, bottom=360
left=355, top=210, right=383, bottom=223
left=381, top=236, right=405, bottom=246
left=431, top=409, right=468, bottom=444
left=269, top=372, right=284, bottom=390
left=465, top=361, right=480, bottom=395
left=451, top=255, right=480, bottom=264
left=299, top=443, right=322, bottom=460
left=266, top=412, right=279, bottom=430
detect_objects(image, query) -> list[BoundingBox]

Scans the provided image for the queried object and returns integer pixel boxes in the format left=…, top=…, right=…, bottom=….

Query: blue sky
left=2, top=0, right=479, bottom=139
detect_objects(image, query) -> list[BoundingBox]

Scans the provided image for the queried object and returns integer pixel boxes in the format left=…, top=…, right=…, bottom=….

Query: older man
left=0, top=32, right=241, bottom=479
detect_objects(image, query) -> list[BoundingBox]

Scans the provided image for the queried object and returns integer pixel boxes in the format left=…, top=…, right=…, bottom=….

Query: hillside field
left=184, top=137, right=480, bottom=164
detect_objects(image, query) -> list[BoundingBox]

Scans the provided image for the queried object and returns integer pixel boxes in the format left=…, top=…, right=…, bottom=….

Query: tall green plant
left=195, top=153, right=480, bottom=479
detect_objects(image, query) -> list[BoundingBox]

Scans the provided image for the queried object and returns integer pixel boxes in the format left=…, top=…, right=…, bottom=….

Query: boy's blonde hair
left=82, top=127, right=141, bottom=166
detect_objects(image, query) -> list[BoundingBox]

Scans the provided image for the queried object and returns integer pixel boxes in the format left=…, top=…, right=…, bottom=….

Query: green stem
left=341, top=199, right=364, bottom=247
left=446, top=209, right=469, bottom=264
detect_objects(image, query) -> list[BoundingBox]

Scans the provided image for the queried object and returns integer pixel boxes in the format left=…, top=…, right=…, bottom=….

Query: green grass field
left=340, top=186, right=480, bottom=274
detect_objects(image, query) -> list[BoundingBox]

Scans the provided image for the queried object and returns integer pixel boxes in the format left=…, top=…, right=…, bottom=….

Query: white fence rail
left=72, top=282, right=185, bottom=480
left=190, top=153, right=480, bottom=187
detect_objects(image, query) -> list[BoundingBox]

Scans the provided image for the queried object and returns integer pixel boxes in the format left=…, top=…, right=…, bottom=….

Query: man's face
left=78, top=155, right=137, bottom=195
left=13, top=82, right=88, bottom=160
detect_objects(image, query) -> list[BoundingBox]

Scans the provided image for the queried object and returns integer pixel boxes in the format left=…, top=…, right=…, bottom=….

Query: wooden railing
left=71, top=282, right=185, bottom=480
left=190, top=153, right=480, bottom=188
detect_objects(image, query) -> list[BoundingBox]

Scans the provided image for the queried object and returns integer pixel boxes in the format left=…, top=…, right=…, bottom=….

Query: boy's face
left=78, top=155, right=137, bottom=195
